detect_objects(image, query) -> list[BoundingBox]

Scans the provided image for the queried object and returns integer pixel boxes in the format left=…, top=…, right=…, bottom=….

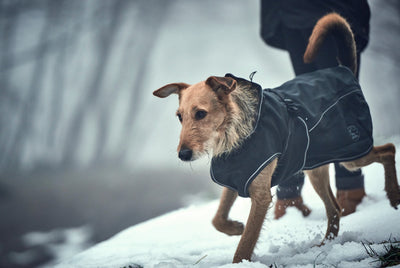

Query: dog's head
left=153, top=76, right=237, bottom=161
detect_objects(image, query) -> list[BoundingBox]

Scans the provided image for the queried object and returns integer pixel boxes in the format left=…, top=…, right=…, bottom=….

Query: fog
left=0, top=0, right=399, bottom=267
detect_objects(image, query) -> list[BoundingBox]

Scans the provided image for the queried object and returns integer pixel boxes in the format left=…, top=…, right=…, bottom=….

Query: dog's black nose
left=178, top=148, right=193, bottom=161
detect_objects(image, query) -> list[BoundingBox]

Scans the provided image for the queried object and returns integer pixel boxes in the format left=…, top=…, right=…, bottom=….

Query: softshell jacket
left=210, top=66, right=373, bottom=197
left=260, top=0, right=370, bottom=52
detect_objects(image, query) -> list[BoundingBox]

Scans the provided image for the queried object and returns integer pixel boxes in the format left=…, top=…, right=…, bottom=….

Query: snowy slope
left=57, top=140, right=400, bottom=268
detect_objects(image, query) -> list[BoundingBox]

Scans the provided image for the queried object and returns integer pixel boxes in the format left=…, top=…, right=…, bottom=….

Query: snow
left=56, top=142, right=400, bottom=268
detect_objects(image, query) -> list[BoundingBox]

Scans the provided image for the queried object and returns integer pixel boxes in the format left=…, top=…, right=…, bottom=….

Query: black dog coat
left=210, top=66, right=373, bottom=197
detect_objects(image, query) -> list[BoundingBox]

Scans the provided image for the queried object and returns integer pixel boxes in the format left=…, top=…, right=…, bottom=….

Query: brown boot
left=336, top=188, right=366, bottom=216
left=274, top=196, right=312, bottom=220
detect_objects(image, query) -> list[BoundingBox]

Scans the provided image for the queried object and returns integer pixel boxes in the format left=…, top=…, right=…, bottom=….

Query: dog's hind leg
left=306, top=165, right=341, bottom=241
left=212, top=187, right=244, bottom=236
left=341, top=143, right=400, bottom=209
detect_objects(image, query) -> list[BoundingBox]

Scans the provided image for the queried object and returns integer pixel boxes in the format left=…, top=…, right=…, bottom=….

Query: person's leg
left=274, top=172, right=311, bottom=219
left=298, top=29, right=339, bottom=73
left=273, top=27, right=313, bottom=219
left=283, top=28, right=319, bottom=75
left=276, top=172, right=304, bottom=199
left=335, top=163, right=365, bottom=216
left=276, top=27, right=365, bottom=218
left=297, top=28, right=366, bottom=215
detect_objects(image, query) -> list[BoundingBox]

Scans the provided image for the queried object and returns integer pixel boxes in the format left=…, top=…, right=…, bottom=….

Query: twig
left=194, top=254, right=208, bottom=265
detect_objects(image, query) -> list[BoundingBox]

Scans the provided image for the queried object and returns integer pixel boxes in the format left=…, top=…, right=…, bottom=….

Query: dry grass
left=362, top=237, right=400, bottom=267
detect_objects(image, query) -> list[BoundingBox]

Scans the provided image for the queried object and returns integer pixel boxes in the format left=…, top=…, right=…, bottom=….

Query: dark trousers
left=276, top=27, right=364, bottom=199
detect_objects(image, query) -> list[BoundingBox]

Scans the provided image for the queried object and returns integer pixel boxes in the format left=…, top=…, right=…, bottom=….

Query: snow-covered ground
left=56, top=139, right=400, bottom=268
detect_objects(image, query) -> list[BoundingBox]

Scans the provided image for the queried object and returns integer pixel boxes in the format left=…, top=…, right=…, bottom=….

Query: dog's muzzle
left=178, top=148, right=193, bottom=161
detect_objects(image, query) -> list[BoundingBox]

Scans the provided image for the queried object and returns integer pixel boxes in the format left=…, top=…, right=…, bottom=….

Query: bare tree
left=0, top=0, right=174, bottom=172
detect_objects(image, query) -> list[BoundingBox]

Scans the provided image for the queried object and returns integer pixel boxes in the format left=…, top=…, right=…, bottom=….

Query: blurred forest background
left=0, top=0, right=399, bottom=267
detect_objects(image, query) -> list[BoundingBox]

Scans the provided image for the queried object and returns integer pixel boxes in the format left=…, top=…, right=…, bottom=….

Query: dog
left=153, top=13, right=400, bottom=263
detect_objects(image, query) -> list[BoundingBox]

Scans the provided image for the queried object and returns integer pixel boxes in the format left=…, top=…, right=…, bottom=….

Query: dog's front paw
left=212, top=217, right=244, bottom=236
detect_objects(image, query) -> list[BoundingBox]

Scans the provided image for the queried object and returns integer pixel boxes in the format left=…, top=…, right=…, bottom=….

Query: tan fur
left=176, top=81, right=227, bottom=158
left=153, top=78, right=258, bottom=159
left=213, top=82, right=259, bottom=156
left=232, top=158, right=276, bottom=262
left=212, top=188, right=243, bottom=236
left=304, top=13, right=357, bottom=74
left=342, top=144, right=400, bottom=208
left=153, top=13, right=400, bottom=263
left=305, top=165, right=341, bottom=241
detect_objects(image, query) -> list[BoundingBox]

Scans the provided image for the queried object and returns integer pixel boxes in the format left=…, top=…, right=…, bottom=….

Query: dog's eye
left=195, top=110, right=207, bottom=120
left=177, top=113, right=183, bottom=122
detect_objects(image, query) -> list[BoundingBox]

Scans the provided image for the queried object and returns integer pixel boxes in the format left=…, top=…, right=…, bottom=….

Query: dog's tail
left=303, top=13, right=357, bottom=75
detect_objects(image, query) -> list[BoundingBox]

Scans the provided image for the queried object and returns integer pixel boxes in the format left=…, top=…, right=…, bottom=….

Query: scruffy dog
left=153, top=13, right=400, bottom=263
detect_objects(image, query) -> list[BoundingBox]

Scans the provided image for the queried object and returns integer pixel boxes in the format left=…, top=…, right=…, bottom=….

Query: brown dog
left=153, top=13, right=400, bottom=263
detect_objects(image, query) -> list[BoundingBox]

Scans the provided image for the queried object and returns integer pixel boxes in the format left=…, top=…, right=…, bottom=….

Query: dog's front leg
left=212, top=187, right=244, bottom=236
left=233, top=159, right=277, bottom=263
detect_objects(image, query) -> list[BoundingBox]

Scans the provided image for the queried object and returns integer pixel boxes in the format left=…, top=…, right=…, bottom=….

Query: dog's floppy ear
left=206, top=76, right=237, bottom=96
left=153, top=83, right=190, bottom=98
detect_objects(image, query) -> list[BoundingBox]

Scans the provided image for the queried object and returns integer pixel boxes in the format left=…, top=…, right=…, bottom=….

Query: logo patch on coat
left=347, top=125, right=360, bottom=141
